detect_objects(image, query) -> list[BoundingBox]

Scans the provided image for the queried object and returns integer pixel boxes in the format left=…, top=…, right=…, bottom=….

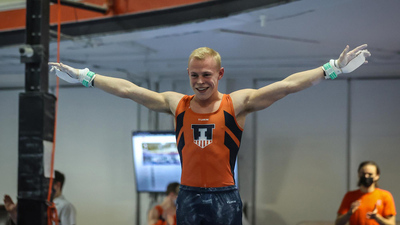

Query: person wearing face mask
left=335, top=161, right=396, bottom=225
left=148, top=182, right=180, bottom=225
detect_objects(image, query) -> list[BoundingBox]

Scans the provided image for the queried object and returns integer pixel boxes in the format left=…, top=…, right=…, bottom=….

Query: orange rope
left=47, top=0, right=61, bottom=224
left=47, top=202, right=59, bottom=225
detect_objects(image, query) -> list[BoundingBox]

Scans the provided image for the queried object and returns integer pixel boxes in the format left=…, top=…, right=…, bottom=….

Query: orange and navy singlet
left=174, top=94, right=243, bottom=188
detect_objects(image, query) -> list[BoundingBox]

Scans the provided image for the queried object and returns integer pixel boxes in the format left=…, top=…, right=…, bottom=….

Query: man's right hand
left=49, top=62, right=81, bottom=82
left=49, top=62, right=96, bottom=87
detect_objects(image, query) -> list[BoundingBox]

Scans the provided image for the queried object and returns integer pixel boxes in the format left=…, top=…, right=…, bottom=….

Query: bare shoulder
left=229, top=89, right=256, bottom=115
left=161, top=91, right=185, bottom=115
left=230, top=88, right=255, bottom=99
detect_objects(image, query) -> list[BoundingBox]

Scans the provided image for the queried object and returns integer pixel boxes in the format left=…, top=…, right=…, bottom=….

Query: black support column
left=18, top=93, right=55, bottom=225
left=22, top=0, right=50, bottom=92
left=18, top=0, right=55, bottom=224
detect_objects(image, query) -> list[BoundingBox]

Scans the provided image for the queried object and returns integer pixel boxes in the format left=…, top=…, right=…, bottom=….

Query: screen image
left=132, top=131, right=239, bottom=192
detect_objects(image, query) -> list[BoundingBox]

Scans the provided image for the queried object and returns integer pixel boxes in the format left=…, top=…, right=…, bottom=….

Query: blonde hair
left=188, top=47, right=221, bottom=69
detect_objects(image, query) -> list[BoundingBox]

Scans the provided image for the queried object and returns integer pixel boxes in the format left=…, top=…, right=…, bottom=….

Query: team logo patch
left=191, top=124, right=215, bottom=148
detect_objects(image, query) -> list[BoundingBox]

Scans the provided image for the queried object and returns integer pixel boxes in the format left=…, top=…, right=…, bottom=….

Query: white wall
left=349, top=80, right=400, bottom=191
left=54, top=88, right=139, bottom=225
left=0, top=87, right=139, bottom=225
left=252, top=79, right=400, bottom=225
left=0, top=89, right=20, bottom=202
left=254, top=80, right=348, bottom=225
left=1, top=78, right=399, bottom=225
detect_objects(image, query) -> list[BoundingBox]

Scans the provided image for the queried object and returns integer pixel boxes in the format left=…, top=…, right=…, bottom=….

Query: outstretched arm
left=93, top=74, right=183, bottom=113
left=231, top=66, right=324, bottom=116
left=48, top=63, right=184, bottom=114
left=231, top=44, right=371, bottom=118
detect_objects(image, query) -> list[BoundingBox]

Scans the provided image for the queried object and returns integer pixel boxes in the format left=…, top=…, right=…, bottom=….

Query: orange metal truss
left=0, top=0, right=210, bottom=31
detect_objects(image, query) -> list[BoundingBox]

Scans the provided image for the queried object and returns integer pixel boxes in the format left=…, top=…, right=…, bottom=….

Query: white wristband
left=322, top=59, right=342, bottom=80
left=79, top=68, right=96, bottom=87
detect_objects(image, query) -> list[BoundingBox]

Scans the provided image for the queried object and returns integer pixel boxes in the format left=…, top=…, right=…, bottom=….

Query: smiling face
left=188, top=56, right=224, bottom=101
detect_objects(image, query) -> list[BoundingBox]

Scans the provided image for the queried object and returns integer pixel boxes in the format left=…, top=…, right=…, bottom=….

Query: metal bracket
left=19, top=44, right=44, bottom=63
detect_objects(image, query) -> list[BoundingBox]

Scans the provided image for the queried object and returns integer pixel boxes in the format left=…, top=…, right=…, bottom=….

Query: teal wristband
left=82, top=71, right=96, bottom=87
left=323, top=62, right=338, bottom=80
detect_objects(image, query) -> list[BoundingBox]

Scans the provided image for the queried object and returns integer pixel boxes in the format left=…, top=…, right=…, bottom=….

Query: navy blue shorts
left=176, top=185, right=242, bottom=225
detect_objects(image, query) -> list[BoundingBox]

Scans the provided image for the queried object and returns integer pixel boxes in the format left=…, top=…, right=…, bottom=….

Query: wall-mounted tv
left=132, top=131, right=239, bottom=193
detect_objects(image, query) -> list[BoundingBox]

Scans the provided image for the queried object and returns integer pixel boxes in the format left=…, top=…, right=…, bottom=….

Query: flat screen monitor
left=132, top=131, right=239, bottom=193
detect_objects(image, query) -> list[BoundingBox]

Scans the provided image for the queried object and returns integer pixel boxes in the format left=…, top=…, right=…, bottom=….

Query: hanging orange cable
left=47, top=0, right=61, bottom=224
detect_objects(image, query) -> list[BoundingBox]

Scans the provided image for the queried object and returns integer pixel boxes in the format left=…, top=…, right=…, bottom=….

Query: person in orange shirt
left=148, top=182, right=179, bottom=225
left=49, top=44, right=370, bottom=225
left=335, top=161, right=396, bottom=225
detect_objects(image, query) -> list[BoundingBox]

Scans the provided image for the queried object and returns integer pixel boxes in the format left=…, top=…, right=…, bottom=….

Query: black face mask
left=359, top=176, right=374, bottom=187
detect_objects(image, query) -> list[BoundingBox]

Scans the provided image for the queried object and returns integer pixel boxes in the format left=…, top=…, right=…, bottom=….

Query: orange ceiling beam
left=0, top=0, right=210, bottom=31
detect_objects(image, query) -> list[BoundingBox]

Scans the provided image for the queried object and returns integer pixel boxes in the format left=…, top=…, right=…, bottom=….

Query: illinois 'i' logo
left=191, top=124, right=215, bottom=148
